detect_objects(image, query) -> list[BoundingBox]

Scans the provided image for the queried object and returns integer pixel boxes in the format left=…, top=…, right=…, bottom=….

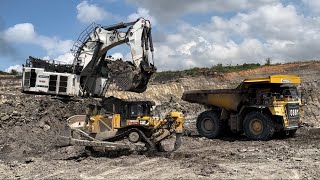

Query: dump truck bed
left=182, top=89, right=242, bottom=111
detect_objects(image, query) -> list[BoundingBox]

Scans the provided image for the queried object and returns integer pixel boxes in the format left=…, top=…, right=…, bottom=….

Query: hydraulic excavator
left=21, top=18, right=183, bottom=153
left=22, top=18, right=156, bottom=96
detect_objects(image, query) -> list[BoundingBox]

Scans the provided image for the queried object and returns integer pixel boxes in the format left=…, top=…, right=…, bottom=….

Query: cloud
left=54, top=52, right=74, bottom=64
left=148, top=3, right=320, bottom=71
left=0, top=36, right=18, bottom=58
left=127, top=0, right=279, bottom=22
left=2, top=23, right=73, bottom=56
left=111, top=52, right=124, bottom=59
left=127, top=8, right=157, bottom=25
left=3, top=23, right=36, bottom=42
left=41, top=52, right=74, bottom=64
left=303, top=0, right=320, bottom=15
left=5, top=64, right=22, bottom=73
left=76, top=1, right=112, bottom=23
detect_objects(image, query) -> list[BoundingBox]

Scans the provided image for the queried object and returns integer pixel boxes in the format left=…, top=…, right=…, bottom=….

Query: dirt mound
left=0, top=91, right=98, bottom=161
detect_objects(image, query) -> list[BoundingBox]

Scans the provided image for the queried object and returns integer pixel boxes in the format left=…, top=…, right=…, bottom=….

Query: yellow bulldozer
left=59, top=97, right=184, bottom=153
left=182, top=75, right=302, bottom=140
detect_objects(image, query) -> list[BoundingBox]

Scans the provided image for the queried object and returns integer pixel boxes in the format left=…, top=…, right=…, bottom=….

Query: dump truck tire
left=196, top=111, right=222, bottom=139
left=243, top=112, right=275, bottom=140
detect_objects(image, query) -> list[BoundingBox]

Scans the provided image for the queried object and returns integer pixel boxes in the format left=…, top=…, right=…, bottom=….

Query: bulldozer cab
left=101, top=96, right=156, bottom=127
left=122, top=101, right=155, bottom=125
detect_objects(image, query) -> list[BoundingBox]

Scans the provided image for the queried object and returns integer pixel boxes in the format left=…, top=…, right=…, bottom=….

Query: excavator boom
left=73, top=18, right=156, bottom=95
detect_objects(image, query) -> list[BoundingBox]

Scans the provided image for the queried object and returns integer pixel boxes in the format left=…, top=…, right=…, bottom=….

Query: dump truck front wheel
left=196, top=111, right=221, bottom=139
left=243, top=112, right=275, bottom=140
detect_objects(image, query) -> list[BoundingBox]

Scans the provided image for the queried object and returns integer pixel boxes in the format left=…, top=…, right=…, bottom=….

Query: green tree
left=10, top=69, right=18, bottom=76
left=265, top=57, right=272, bottom=66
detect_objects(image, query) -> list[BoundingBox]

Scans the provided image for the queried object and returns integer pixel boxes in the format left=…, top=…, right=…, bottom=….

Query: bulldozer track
left=102, top=128, right=156, bottom=152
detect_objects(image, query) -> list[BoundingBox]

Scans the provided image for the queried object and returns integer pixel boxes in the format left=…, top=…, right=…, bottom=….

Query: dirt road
left=0, top=127, right=319, bottom=179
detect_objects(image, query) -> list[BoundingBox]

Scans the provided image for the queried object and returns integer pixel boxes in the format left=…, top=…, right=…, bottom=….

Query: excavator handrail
left=71, top=22, right=101, bottom=61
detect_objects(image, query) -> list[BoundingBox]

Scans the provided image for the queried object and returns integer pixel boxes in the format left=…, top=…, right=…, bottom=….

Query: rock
left=238, top=148, right=247, bottom=153
left=292, top=157, right=303, bottom=161
left=43, top=124, right=51, bottom=131
left=25, top=157, right=35, bottom=164
left=1, top=115, right=10, bottom=121
left=38, top=121, right=45, bottom=128
left=12, top=111, right=19, bottom=116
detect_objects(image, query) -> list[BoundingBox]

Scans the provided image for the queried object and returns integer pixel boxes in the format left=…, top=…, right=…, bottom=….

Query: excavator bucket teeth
left=114, top=73, right=134, bottom=91
left=107, top=60, right=153, bottom=93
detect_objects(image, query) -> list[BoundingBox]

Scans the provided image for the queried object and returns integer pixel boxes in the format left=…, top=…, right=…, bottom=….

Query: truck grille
left=286, top=103, right=299, bottom=127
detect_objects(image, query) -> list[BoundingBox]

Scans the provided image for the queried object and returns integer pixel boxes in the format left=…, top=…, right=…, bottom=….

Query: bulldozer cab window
left=131, top=105, right=143, bottom=117
left=128, top=103, right=151, bottom=119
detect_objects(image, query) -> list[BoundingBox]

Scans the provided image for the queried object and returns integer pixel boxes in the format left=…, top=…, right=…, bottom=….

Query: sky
left=1, top=0, right=320, bottom=72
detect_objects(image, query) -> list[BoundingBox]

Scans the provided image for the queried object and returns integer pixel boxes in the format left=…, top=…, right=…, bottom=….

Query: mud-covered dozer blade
left=57, top=115, right=85, bottom=147
left=57, top=115, right=143, bottom=151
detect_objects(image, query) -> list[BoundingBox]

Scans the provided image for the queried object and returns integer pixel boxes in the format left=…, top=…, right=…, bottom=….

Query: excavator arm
left=72, top=18, right=156, bottom=96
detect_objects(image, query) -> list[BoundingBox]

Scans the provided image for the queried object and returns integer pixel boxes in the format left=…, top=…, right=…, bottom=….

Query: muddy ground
left=1, top=126, right=319, bottom=179
left=1, top=62, right=320, bottom=179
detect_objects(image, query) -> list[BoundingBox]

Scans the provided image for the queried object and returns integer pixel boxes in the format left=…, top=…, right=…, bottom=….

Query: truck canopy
left=241, top=75, right=300, bottom=84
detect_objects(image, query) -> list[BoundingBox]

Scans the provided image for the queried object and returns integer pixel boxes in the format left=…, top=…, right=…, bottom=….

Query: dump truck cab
left=182, top=75, right=302, bottom=140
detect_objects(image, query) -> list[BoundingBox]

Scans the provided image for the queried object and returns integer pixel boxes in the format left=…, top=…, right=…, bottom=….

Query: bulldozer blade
left=57, top=135, right=146, bottom=151
left=158, top=133, right=182, bottom=152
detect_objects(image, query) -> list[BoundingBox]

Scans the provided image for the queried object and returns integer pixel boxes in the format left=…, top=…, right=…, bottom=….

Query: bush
left=10, top=69, right=18, bottom=76
left=153, top=62, right=262, bottom=82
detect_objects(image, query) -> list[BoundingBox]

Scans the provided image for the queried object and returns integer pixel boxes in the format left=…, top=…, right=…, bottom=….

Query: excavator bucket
left=107, top=59, right=156, bottom=93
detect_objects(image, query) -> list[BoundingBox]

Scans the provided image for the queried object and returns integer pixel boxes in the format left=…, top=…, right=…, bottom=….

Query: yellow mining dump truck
left=60, top=97, right=184, bottom=152
left=182, top=75, right=302, bottom=140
